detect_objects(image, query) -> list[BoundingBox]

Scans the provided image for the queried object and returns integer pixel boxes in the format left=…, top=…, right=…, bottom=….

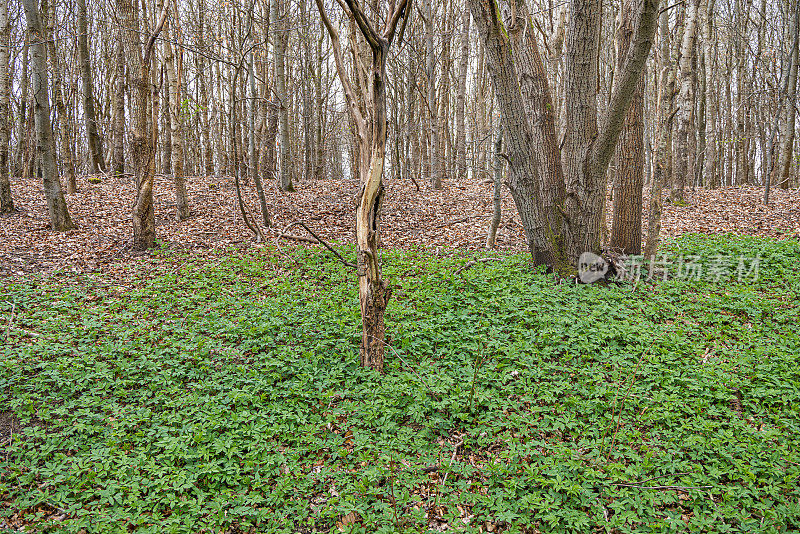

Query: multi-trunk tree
left=468, top=0, right=659, bottom=273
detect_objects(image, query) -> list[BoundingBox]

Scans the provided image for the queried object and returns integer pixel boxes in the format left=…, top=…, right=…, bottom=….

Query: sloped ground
left=2, top=172, right=799, bottom=276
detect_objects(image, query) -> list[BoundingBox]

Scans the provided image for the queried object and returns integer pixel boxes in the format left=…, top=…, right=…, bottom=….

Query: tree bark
left=701, top=0, right=718, bottom=188
left=77, top=0, right=104, bottom=174
left=43, top=0, right=76, bottom=194
left=164, top=9, right=190, bottom=220
left=469, top=0, right=564, bottom=268
left=273, top=0, right=294, bottom=192
left=670, top=0, right=700, bottom=204
left=112, top=38, right=125, bottom=180
left=777, top=0, right=799, bottom=190
left=486, top=128, right=503, bottom=248
left=455, top=9, right=470, bottom=181
left=0, top=0, right=13, bottom=213
left=610, top=0, right=646, bottom=254
left=119, top=0, right=168, bottom=250
left=22, top=0, right=73, bottom=231
left=644, top=67, right=676, bottom=257
left=315, top=0, right=410, bottom=373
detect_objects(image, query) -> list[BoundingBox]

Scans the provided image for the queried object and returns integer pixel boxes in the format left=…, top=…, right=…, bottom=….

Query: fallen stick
left=280, top=221, right=357, bottom=269
left=454, top=257, right=501, bottom=275
left=277, top=232, right=319, bottom=244
left=614, top=484, right=713, bottom=491
left=435, top=217, right=470, bottom=228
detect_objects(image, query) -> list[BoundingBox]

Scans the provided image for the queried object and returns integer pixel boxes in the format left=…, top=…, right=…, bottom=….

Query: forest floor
left=2, top=172, right=800, bottom=277
left=2, top=235, right=799, bottom=532
left=3, top=174, right=800, bottom=531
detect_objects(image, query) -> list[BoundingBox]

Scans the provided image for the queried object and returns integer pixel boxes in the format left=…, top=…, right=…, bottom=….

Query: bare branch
left=592, top=0, right=660, bottom=175
left=342, top=0, right=382, bottom=50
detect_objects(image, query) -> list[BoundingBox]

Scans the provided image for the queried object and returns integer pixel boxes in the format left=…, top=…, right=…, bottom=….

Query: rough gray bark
left=22, top=0, right=73, bottom=231
left=505, top=0, right=568, bottom=260
left=471, top=0, right=659, bottom=270
left=468, top=0, right=562, bottom=268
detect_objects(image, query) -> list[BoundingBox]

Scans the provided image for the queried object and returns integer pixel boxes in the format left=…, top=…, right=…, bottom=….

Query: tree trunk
left=469, top=0, right=564, bottom=268
left=423, top=2, right=442, bottom=189
left=670, top=0, right=700, bottom=203
left=43, top=0, right=76, bottom=194
left=22, top=0, right=73, bottom=231
left=702, top=0, right=718, bottom=188
left=644, top=66, right=676, bottom=256
left=315, top=0, right=409, bottom=372
left=455, top=10, right=470, bottom=181
left=164, top=11, right=190, bottom=220
left=273, top=0, right=294, bottom=192
left=112, top=38, right=125, bottom=180
left=610, top=0, right=646, bottom=254
left=76, top=0, right=104, bottom=174
left=119, top=0, right=167, bottom=250
left=486, top=128, right=503, bottom=248
left=506, top=0, right=568, bottom=261
left=777, top=0, right=799, bottom=190
left=0, top=0, right=13, bottom=213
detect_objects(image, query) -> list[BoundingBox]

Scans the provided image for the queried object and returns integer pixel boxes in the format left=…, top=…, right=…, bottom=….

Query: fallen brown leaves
left=1, top=171, right=798, bottom=277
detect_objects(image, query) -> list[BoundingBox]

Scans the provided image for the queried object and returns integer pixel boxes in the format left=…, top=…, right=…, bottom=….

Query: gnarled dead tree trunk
left=315, top=0, right=411, bottom=373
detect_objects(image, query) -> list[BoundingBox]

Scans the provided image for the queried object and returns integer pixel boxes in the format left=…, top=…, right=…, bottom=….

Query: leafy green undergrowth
left=1, top=234, right=799, bottom=533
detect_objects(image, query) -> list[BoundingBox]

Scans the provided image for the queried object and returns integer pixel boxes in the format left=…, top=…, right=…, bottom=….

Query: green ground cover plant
left=1, top=234, right=799, bottom=533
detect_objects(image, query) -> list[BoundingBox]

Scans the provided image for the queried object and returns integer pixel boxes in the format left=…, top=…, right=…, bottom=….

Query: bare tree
left=670, top=0, right=700, bottom=204
left=469, top=0, right=660, bottom=272
left=77, top=0, right=105, bottom=174
left=273, top=0, right=294, bottom=192
left=21, top=0, right=73, bottom=231
left=315, top=0, right=412, bottom=372
left=118, top=0, right=169, bottom=249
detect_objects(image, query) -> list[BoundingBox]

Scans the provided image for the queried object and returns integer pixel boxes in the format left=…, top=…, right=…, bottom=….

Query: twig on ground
left=454, top=257, right=501, bottom=275
left=435, top=217, right=470, bottom=228
left=276, top=232, right=319, bottom=244
left=431, top=438, right=464, bottom=518
left=613, top=471, right=696, bottom=486
left=614, top=484, right=713, bottom=491
left=281, top=221, right=357, bottom=269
